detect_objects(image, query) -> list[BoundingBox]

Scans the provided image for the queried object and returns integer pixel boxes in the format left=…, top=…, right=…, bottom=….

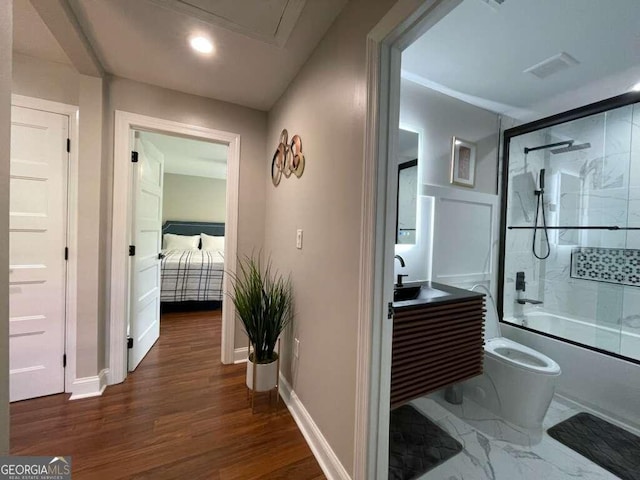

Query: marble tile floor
left=410, top=393, right=635, bottom=479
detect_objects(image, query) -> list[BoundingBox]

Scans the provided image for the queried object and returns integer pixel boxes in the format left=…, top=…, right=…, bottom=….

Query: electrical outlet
left=296, top=229, right=303, bottom=249
left=294, top=338, right=300, bottom=358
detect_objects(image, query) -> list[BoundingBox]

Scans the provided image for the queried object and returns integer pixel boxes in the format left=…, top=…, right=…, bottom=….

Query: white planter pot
left=246, top=354, right=279, bottom=392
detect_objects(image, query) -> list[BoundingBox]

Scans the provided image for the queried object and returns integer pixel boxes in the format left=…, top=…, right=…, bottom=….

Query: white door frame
left=354, top=1, right=462, bottom=478
left=10, top=94, right=79, bottom=396
left=109, top=111, right=240, bottom=385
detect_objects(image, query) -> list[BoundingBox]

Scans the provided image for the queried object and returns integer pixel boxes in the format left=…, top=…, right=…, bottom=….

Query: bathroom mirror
left=396, top=129, right=419, bottom=244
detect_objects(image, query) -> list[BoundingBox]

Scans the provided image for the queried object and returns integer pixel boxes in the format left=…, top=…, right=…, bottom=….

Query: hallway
left=10, top=310, right=325, bottom=479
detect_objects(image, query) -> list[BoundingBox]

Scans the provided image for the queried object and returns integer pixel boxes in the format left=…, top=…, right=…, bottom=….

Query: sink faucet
left=394, top=255, right=408, bottom=287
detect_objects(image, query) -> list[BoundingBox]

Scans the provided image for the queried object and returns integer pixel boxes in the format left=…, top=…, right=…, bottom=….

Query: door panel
left=9, top=106, right=68, bottom=402
left=129, top=136, right=164, bottom=371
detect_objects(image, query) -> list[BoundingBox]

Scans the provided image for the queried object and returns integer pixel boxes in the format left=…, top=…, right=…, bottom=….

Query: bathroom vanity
left=390, top=281, right=485, bottom=409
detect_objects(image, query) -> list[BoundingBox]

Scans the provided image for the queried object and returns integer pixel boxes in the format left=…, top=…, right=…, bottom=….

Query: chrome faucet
left=394, top=255, right=408, bottom=287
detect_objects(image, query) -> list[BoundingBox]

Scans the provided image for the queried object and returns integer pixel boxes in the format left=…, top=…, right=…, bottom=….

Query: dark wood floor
left=11, top=310, right=325, bottom=480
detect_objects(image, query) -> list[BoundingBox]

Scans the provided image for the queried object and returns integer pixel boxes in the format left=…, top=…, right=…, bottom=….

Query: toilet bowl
left=467, top=285, right=561, bottom=430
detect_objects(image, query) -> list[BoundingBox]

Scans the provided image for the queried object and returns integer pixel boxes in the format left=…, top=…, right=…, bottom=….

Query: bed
left=160, top=221, right=225, bottom=309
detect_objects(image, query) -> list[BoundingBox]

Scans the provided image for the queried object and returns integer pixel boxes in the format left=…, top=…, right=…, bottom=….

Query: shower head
left=550, top=142, right=591, bottom=154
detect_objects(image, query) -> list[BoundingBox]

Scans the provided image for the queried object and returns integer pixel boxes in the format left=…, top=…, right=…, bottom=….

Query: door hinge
left=131, top=151, right=139, bottom=163
left=387, top=302, right=394, bottom=320
left=127, top=337, right=133, bottom=349
left=64, top=247, right=69, bottom=261
left=63, top=354, right=67, bottom=368
left=66, top=138, right=70, bottom=153
left=129, top=245, right=136, bottom=256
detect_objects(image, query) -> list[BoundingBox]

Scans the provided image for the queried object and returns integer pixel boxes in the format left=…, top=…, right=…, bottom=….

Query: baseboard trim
left=279, top=374, right=351, bottom=480
left=69, top=368, right=109, bottom=400
left=234, top=347, right=249, bottom=364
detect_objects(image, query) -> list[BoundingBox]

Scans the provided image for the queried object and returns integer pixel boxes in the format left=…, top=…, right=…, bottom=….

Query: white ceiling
left=64, top=0, right=347, bottom=110
left=403, top=0, right=640, bottom=121
left=12, top=0, right=72, bottom=65
left=139, top=131, right=228, bottom=180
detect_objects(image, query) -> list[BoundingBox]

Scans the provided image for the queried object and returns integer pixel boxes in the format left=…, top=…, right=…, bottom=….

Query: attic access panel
left=150, top=0, right=306, bottom=46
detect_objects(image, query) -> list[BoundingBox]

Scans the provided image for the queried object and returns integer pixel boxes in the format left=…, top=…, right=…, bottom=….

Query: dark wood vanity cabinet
left=390, top=289, right=485, bottom=409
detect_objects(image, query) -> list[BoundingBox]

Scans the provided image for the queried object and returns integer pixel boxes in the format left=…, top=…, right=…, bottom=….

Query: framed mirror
left=396, top=129, right=419, bottom=244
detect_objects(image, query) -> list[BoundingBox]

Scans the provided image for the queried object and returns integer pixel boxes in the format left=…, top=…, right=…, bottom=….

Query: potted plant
left=228, top=255, right=293, bottom=392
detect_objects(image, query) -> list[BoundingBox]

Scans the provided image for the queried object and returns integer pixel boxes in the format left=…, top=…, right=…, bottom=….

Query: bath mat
left=389, top=405, right=462, bottom=480
left=548, top=412, right=640, bottom=480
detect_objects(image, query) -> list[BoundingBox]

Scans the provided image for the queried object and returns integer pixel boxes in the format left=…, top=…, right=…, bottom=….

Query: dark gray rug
left=548, top=412, right=640, bottom=480
left=389, top=405, right=462, bottom=480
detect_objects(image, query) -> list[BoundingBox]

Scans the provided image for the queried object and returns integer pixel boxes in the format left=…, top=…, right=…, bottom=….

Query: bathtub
left=505, top=311, right=640, bottom=362
left=501, top=311, right=640, bottom=430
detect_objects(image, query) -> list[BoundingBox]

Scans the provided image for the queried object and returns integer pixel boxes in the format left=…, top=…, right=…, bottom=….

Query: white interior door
left=128, top=135, right=164, bottom=371
left=9, top=106, right=68, bottom=401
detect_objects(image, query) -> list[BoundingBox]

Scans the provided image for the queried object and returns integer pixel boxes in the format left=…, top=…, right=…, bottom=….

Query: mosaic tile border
left=570, top=247, right=640, bottom=287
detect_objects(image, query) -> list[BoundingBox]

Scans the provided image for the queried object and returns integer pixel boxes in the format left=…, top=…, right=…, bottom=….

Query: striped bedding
left=160, top=249, right=224, bottom=302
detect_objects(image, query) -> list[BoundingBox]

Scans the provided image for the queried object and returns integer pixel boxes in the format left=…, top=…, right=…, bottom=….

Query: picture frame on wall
left=450, top=136, right=476, bottom=188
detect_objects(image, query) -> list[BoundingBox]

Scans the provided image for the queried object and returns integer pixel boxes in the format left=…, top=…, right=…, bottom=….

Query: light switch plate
left=296, top=229, right=303, bottom=249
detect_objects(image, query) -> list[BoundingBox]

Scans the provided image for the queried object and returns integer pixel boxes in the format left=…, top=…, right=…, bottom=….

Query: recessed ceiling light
left=190, top=36, right=213, bottom=54
left=631, top=82, right=640, bottom=92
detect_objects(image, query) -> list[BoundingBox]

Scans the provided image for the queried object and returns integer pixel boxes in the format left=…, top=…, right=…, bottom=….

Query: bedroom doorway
left=127, top=129, right=229, bottom=371
left=109, top=111, right=240, bottom=385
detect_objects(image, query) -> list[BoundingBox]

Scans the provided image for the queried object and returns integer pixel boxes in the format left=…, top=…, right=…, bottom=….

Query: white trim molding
left=356, top=1, right=463, bottom=478
left=109, top=111, right=241, bottom=385
left=233, top=347, right=249, bottom=364
left=69, top=368, right=109, bottom=400
left=279, top=375, right=350, bottom=480
left=10, top=94, right=80, bottom=400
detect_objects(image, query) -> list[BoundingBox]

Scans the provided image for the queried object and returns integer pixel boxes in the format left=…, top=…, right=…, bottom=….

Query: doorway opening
left=109, top=111, right=240, bottom=385
left=126, top=129, right=229, bottom=372
left=361, top=0, right=640, bottom=478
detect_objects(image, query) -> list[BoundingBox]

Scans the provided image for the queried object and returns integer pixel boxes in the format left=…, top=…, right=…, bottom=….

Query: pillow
left=201, top=233, right=225, bottom=251
left=163, top=233, right=200, bottom=250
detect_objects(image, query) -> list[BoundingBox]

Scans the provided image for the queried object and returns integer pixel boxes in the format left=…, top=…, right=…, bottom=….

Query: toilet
left=467, top=285, right=561, bottom=430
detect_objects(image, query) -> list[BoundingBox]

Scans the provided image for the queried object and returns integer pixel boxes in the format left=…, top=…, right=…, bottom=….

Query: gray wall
left=12, top=53, right=79, bottom=105
left=105, top=76, right=267, bottom=351
left=162, top=174, right=226, bottom=223
left=400, top=78, right=500, bottom=195
left=0, top=0, right=11, bottom=455
left=76, top=75, right=104, bottom=377
left=264, top=0, right=395, bottom=473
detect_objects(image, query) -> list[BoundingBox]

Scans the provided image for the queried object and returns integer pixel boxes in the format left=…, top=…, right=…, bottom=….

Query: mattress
left=160, top=249, right=224, bottom=302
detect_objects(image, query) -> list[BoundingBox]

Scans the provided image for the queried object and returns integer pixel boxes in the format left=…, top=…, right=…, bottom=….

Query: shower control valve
left=515, top=271, right=526, bottom=292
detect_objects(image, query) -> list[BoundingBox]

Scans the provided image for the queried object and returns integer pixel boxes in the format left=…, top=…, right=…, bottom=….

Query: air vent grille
left=524, top=52, right=580, bottom=79
left=479, top=0, right=506, bottom=7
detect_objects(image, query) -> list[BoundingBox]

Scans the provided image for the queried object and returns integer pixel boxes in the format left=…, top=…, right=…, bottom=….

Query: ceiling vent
left=524, top=52, right=580, bottom=79
left=479, top=0, right=506, bottom=8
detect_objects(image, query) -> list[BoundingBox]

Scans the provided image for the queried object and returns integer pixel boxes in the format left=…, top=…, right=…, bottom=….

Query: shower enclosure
left=499, top=93, right=640, bottom=364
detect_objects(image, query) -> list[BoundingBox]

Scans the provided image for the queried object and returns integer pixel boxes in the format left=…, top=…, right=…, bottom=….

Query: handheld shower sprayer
left=533, top=168, right=550, bottom=259
left=522, top=138, right=591, bottom=261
